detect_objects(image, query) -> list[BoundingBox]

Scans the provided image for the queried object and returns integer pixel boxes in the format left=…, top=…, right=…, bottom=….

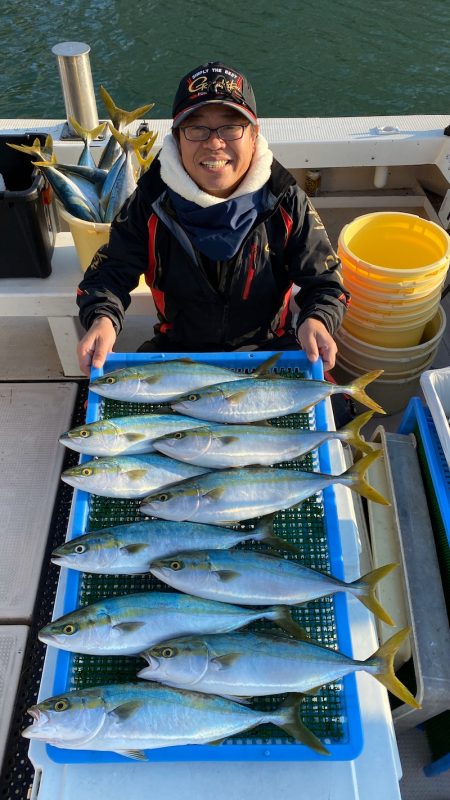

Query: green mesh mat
left=66, top=366, right=349, bottom=747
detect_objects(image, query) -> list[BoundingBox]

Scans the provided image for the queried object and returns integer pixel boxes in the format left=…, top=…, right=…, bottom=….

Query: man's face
left=176, top=105, right=258, bottom=199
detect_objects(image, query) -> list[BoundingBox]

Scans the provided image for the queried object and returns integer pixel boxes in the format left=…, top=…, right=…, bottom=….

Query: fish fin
left=204, top=487, right=225, bottom=500
left=351, top=563, right=398, bottom=625
left=345, top=450, right=391, bottom=505
left=213, top=569, right=239, bottom=582
left=210, top=653, right=241, bottom=669
left=370, top=627, right=420, bottom=708
left=338, top=410, right=375, bottom=455
left=217, top=435, right=240, bottom=446
left=113, top=621, right=146, bottom=633
left=142, top=375, right=160, bottom=384
left=100, top=85, right=155, bottom=128
left=270, top=606, right=309, bottom=640
left=227, top=389, right=252, bottom=404
left=127, top=469, right=148, bottom=480
left=253, top=517, right=301, bottom=555
left=69, top=116, right=108, bottom=142
left=109, top=700, right=143, bottom=722
left=123, top=433, right=146, bottom=443
left=345, top=370, right=386, bottom=414
left=32, top=153, right=57, bottom=167
left=119, top=543, right=149, bottom=555
left=254, top=353, right=282, bottom=375
left=217, top=694, right=252, bottom=704
left=117, top=749, right=148, bottom=761
left=272, top=694, right=330, bottom=755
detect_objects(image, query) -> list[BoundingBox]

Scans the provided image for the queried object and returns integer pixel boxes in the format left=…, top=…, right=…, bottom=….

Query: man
left=77, top=61, right=350, bottom=376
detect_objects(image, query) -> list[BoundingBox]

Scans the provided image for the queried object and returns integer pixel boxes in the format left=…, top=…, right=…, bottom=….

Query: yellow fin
left=100, top=85, right=155, bottom=129
left=126, top=469, right=148, bottom=480
left=338, top=410, right=375, bottom=454
left=369, top=628, right=420, bottom=708
left=254, top=353, right=282, bottom=375
left=352, top=563, right=398, bottom=625
left=345, top=449, right=391, bottom=505
left=109, top=701, right=143, bottom=721
left=345, top=370, right=386, bottom=414
left=68, top=116, right=107, bottom=142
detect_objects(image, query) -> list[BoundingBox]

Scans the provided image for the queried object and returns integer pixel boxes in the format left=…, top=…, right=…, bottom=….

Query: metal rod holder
left=52, top=42, right=99, bottom=135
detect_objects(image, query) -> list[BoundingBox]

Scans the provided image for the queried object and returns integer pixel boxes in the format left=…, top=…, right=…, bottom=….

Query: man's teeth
left=202, top=160, right=229, bottom=169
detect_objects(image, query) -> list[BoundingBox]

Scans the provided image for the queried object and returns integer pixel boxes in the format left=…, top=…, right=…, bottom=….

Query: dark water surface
left=2, top=0, right=450, bottom=120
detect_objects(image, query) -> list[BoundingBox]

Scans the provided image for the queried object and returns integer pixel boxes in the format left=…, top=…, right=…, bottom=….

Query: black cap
left=172, top=62, right=257, bottom=128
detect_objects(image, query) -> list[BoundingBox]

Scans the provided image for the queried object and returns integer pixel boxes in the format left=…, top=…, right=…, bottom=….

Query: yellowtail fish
left=101, top=127, right=156, bottom=221
left=138, top=629, right=419, bottom=708
left=51, top=515, right=298, bottom=575
left=171, top=370, right=385, bottom=422
left=89, top=353, right=280, bottom=403
left=59, top=413, right=215, bottom=456
left=140, top=449, right=389, bottom=523
left=61, top=453, right=208, bottom=499
left=152, top=411, right=374, bottom=468
left=38, top=591, right=306, bottom=655
left=68, top=117, right=108, bottom=169
left=22, top=683, right=329, bottom=757
left=99, top=85, right=155, bottom=171
left=149, top=550, right=396, bottom=624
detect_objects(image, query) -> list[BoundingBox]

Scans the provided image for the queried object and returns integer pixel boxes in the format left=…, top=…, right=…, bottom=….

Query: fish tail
left=345, top=370, right=386, bottom=414
left=7, top=139, right=43, bottom=158
left=69, top=116, right=107, bottom=143
left=32, top=154, right=57, bottom=167
left=369, top=628, right=420, bottom=708
left=350, top=563, right=398, bottom=625
left=100, top=85, right=155, bottom=128
left=254, top=353, right=282, bottom=375
left=269, top=694, right=330, bottom=755
left=345, top=450, right=391, bottom=505
left=338, top=411, right=375, bottom=454
left=252, top=514, right=301, bottom=555
left=268, top=606, right=308, bottom=640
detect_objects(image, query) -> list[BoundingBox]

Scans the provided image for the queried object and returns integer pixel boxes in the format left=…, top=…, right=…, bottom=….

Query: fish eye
left=79, top=430, right=90, bottom=438
left=74, top=544, right=86, bottom=554
left=81, top=468, right=92, bottom=477
left=158, top=493, right=170, bottom=502
left=174, top=432, right=184, bottom=440
left=63, top=624, right=76, bottom=635
left=170, top=561, right=182, bottom=571
left=161, top=647, right=175, bottom=658
left=187, top=393, right=199, bottom=402
left=105, top=377, right=116, bottom=384
left=54, top=699, right=70, bottom=712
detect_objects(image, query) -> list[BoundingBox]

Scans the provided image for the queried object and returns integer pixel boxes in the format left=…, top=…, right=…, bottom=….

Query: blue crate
left=47, top=351, right=364, bottom=763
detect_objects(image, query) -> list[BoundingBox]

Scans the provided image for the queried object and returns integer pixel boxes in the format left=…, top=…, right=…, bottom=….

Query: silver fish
left=51, top=515, right=298, bottom=575
left=102, top=127, right=155, bottom=222
left=61, top=453, right=208, bottom=498
left=59, top=413, right=215, bottom=456
left=152, top=411, right=374, bottom=468
left=22, top=683, right=328, bottom=757
left=140, top=450, right=389, bottom=522
left=138, top=629, right=419, bottom=708
left=171, top=370, right=385, bottom=422
left=149, top=550, right=396, bottom=624
left=38, top=591, right=306, bottom=655
left=89, top=354, right=279, bottom=404
left=68, top=117, right=108, bottom=169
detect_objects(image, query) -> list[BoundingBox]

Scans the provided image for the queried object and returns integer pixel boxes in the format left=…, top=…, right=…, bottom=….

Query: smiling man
left=77, top=62, right=350, bottom=376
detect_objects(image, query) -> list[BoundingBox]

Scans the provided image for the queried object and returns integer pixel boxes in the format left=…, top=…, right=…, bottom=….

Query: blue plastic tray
left=47, top=351, right=363, bottom=763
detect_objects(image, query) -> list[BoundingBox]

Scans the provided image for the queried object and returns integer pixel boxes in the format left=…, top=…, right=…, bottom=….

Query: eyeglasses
left=180, top=123, right=250, bottom=142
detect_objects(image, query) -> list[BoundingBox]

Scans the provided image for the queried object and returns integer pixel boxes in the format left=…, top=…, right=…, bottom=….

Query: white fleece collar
left=159, top=132, right=273, bottom=208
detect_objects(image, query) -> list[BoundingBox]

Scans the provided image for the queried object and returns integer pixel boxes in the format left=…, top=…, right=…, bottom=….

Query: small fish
left=171, top=370, right=385, bottom=422
left=99, top=85, right=155, bottom=171
left=51, top=515, right=297, bottom=575
left=152, top=411, right=374, bottom=468
left=101, top=127, right=157, bottom=222
left=38, top=591, right=306, bottom=655
left=33, top=154, right=103, bottom=214
left=140, top=449, right=389, bottom=523
left=138, top=629, right=419, bottom=708
left=68, top=117, right=108, bottom=169
left=59, top=413, right=215, bottom=456
left=22, top=683, right=328, bottom=757
left=61, top=453, right=208, bottom=498
left=89, top=354, right=280, bottom=404
left=149, top=549, right=396, bottom=624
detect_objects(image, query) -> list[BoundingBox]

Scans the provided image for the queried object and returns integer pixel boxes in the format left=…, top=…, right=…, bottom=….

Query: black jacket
left=77, top=156, right=349, bottom=350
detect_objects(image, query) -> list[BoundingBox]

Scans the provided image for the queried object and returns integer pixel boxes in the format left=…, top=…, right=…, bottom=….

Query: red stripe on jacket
left=279, top=205, right=293, bottom=245
left=145, top=213, right=171, bottom=333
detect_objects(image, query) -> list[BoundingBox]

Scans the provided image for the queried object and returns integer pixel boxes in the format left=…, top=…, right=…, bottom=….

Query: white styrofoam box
left=420, top=367, right=450, bottom=468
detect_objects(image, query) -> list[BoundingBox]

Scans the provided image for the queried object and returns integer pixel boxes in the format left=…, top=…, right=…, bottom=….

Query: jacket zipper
left=242, top=242, right=258, bottom=300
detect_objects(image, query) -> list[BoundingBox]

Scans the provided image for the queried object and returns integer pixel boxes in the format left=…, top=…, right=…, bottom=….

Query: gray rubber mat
left=0, top=383, right=77, bottom=622
left=0, top=625, right=28, bottom=770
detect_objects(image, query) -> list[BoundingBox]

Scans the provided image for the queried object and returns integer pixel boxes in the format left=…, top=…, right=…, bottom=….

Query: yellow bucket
left=345, top=279, right=443, bottom=312
left=342, top=312, right=432, bottom=347
left=345, top=296, right=439, bottom=324
left=338, top=212, right=450, bottom=281
left=58, top=204, right=111, bottom=272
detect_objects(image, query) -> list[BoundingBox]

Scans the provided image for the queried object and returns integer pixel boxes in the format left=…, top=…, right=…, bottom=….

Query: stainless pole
left=52, top=42, right=99, bottom=135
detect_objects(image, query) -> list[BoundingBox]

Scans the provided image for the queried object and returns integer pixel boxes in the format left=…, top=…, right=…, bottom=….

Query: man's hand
left=77, top=317, right=117, bottom=377
left=297, top=318, right=337, bottom=372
